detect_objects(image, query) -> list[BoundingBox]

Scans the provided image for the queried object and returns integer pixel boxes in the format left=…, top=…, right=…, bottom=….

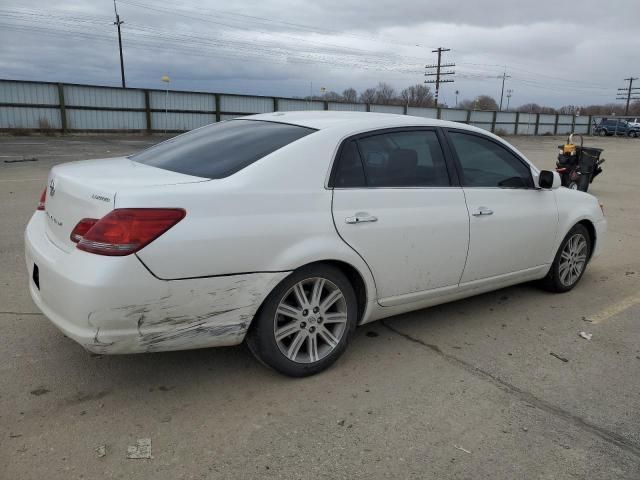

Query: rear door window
left=340, top=130, right=450, bottom=187
left=333, top=140, right=366, bottom=188
left=131, top=120, right=315, bottom=179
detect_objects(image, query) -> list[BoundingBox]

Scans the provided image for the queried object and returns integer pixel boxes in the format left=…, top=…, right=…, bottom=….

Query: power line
left=616, top=77, right=640, bottom=115
left=0, top=21, right=423, bottom=76
left=0, top=8, right=430, bottom=76
left=424, top=47, right=454, bottom=107
left=117, top=0, right=437, bottom=52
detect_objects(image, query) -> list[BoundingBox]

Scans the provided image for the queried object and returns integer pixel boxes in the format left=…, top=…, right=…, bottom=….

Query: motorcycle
left=555, top=133, right=605, bottom=192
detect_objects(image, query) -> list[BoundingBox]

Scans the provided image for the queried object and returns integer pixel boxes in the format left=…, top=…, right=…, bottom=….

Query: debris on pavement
left=30, top=387, right=50, bottom=396
left=550, top=352, right=569, bottom=363
left=126, top=438, right=152, bottom=459
left=4, top=157, right=38, bottom=163
left=453, top=444, right=471, bottom=454
left=95, top=445, right=106, bottom=458
left=337, top=419, right=345, bottom=426
left=579, top=331, right=593, bottom=340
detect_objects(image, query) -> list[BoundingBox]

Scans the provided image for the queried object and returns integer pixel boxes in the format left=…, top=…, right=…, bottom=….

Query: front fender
left=554, top=188, right=606, bottom=258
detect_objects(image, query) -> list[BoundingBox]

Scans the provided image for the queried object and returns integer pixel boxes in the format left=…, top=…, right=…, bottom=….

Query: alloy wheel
left=274, top=277, right=348, bottom=363
left=559, top=233, right=588, bottom=287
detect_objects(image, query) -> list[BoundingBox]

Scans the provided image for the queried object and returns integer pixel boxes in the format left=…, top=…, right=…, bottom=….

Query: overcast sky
left=1, top=0, right=639, bottom=108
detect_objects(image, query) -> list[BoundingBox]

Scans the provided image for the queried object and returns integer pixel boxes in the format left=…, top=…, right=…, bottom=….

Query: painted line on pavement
left=589, top=293, right=640, bottom=324
left=0, top=178, right=43, bottom=183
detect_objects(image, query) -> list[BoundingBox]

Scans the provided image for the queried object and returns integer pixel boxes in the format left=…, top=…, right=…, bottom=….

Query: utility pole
left=425, top=47, right=454, bottom=108
left=499, top=67, right=511, bottom=111
left=616, top=77, right=639, bottom=115
left=506, top=89, right=513, bottom=111
left=113, top=0, right=126, bottom=88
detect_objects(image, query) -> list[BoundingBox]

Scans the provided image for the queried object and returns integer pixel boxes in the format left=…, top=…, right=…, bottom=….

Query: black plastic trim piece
left=134, top=254, right=291, bottom=282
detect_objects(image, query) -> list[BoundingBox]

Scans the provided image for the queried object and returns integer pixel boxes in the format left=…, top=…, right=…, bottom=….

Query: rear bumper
left=25, top=212, right=288, bottom=354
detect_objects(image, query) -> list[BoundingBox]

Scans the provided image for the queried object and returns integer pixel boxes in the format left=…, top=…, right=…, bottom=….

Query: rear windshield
left=130, top=119, right=316, bottom=179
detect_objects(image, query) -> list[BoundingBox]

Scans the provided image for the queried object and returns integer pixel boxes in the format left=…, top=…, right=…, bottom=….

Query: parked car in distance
left=595, top=118, right=639, bottom=137
left=25, top=112, right=607, bottom=377
left=627, top=118, right=640, bottom=128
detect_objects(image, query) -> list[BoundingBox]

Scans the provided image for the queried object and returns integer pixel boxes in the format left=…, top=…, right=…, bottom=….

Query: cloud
left=1, top=0, right=638, bottom=107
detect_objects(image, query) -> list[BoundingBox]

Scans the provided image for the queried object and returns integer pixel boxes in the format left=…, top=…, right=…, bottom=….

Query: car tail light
left=76, top=208, right=186, bottom=256
left=37, top=188, right=46, bottom=211
left=70, top=218, right=98, bottom=243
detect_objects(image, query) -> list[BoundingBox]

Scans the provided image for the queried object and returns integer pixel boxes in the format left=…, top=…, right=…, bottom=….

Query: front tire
left=539, top=224, right=591, bottom=293
left=246, top=264, right=357, bottom=377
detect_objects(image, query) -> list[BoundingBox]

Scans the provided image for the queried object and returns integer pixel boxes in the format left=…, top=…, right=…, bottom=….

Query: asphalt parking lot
left=1, top=133, right=639, bottom=479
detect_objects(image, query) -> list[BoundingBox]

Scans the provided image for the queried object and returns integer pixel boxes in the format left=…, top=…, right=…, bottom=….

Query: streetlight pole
left=161, top=75, right=170, bottom=134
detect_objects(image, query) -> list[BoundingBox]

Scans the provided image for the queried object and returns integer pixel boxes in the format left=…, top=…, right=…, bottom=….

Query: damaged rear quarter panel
left=86, top=272, right=289, bottom=354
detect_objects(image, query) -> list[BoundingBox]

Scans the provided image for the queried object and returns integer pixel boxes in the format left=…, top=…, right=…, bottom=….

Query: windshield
left=130, top=120, right=316, bottom=179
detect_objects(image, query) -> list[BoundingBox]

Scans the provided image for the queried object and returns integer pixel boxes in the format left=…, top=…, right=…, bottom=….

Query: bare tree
left=322, top=91, right=343, bottom=102
left=359, top=88, right=377, bottom=104
left=374, top=82, right=397, bottom=105
left=580, top=103, right=625, bottom=115
left=474, top=95, right=499, bottom=111
left=516, top=103, right=557, bottom=114
left=558, top=105, right=578, bottom=115
left=342, top=88, right=357, bottom=103
left=457, top=99, right=475, bottom=110
left=401, top=84, right=434, bottom=107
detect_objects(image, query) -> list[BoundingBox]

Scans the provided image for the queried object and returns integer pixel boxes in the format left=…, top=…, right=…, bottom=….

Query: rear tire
left=246, top=264, right=358, bottom=377
left=577, top=173, right=590, bottom=192
left=539, top=224, right=591, bottom=293
left=598, top=129, right=607, bottom=137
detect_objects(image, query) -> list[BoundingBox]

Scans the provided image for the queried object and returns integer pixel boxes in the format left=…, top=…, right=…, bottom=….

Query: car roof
left=246, top=110, right=484, bottom=136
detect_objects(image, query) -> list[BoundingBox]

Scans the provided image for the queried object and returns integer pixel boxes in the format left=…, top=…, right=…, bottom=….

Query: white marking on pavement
left=0, top=154, right=77, bottom=157
left=589, top=293, right=640, bottom=324
left=0, top=178, right=42, bottom=183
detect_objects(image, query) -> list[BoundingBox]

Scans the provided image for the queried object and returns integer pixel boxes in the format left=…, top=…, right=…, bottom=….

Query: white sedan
left=25, top=112, right=606, bottom=376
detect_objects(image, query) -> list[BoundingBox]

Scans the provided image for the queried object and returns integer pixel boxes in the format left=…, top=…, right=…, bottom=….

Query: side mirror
left=538, top=170, right=560, bottom=190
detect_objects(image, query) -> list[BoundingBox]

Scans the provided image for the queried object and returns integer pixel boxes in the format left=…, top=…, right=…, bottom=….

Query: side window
left=333, top=140, right=366, bottom=188
left=355, top=130, right=450, bottom=187
left=448, top=131, right=533, bottom=188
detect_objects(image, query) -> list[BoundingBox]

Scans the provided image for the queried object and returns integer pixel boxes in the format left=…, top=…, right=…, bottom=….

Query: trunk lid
left=44, top=157, right=205, bottom=252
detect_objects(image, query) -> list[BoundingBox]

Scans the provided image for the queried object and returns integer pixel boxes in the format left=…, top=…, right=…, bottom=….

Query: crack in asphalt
left=380, top=320, right=640, bottom=458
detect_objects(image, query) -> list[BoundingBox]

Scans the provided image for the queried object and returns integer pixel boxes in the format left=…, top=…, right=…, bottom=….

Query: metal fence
left=0, top=79, right=595, bottom=135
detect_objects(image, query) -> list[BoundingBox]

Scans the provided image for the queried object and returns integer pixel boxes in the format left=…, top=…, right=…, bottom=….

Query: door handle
left=472, top=207, right=493, bottom=217
left=345, top=213, right=378, bottom=224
